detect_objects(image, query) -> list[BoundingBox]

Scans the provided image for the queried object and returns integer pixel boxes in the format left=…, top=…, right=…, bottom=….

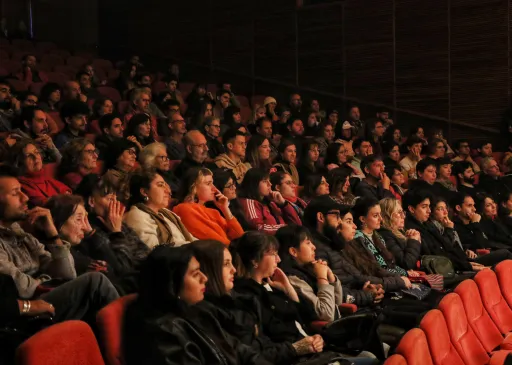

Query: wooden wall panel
left=395, top=0, right=449, bottom=119
left=297, top=3, right=344, bottom=95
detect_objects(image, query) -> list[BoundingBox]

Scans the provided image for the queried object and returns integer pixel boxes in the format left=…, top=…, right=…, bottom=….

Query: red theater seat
left=395, top=328, right=434, bottom=365
left=8, top=78, right=28, bottom=92
left=495, top=260, right=512, bottom=309
left=46, top=72, right=69, bottom=87
left=384, top=355, right=408, bottom=365
left=475, top=269, right=512, bottom=335
left=97, top=86, right=121, bottom=103
left=49, top=49, right=71, bottom=60
left=96, top=294, right=137, bottom=365
left=420, top=309, right=465, bottom=365
left=455, top=279, right=512, bottom=352
left=92, top=58, right=113, bottom=71
left=251, top=95, right=266, bottom=108
left=16, top=320, right=105, bottom=365
left=41, top=54, right=64, bottom=68
left=67, top=56, right=87, bottom=69
left=29, top=82, right=45, bottom=95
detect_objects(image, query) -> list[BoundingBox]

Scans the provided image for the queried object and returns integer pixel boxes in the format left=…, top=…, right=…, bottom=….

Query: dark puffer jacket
left=378, top=228, right=421, bottom=270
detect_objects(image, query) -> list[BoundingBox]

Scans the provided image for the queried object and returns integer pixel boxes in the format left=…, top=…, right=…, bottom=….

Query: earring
left=144, top=196, right=149, bottom=202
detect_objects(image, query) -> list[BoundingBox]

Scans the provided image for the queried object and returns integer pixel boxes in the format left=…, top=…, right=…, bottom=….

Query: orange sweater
left=173, top=203, right=244, bottom=245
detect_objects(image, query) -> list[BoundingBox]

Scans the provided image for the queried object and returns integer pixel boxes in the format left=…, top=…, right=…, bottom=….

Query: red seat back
left=41, top=54, right=64, bottom=67
left=251, top=95, right=266, bottom=108
left=47, top=111, right=65, bottom=132
left=46, top=72, right=69, bottom=87
left=438, top=294, right=489, bottom=365
left=7, top=78, right=28, bottom=92
left=475, top=269, right=512, bottom=334
left=54, top=64, right=78, bottom=78
left=419, top=309, right=465, bottom=365
left=49, top=49, right=71, bottom=60
left=97, top=86, right=121, bottom=103
left=92, top=58, right=113, bottom=71
left=29, top=82, right=45, bottom=95
left=384, top=354, right=408, bottom=365
left=96, top=294, right=137, bottom=365
left=16, top=320, right=105, bottom=365
left=454, top=279, right=504, bottom=352
left=395, top=328, right=434, bottom=365
left=67, top=56, right=87, bottom=69
left=495, top=260, right=512, bottom=309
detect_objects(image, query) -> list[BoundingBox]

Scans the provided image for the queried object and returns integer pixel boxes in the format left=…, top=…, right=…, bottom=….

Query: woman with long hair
left=302, top=174, right=330, bottom=204
left=38, top=82, right=61, bottom=112
left=475, top=193, right=512, bottom=246
left=173, top=167, right=244, bottom=245
left=315, top=122, right=335, bottom=158
left=324, top=142, right=360, bottom=176
left=327, top=168, right=356, bottom=206
left=102, top=139, right=139, bottom=202
left=244, top=134, right=273, bottom=171
left=90, top=97, right=114, bottom=126
left=273, top=138, right=300, bottom=185
left=297, top=139, right=323, bottom=183
left=124, top=170, right=196, bottom=249
left=270, top=170, right=307, bottom=218
left=238, top=168, right=301, bottom=235
left=123, top=245, right=269, bottom=365
left=124, top=113, right=155, bottom=151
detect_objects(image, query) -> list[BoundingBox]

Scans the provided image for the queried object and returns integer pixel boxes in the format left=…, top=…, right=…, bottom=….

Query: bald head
left=184, top=130, right=208, bottom=163
left=64, top=81, right=81, bottom=101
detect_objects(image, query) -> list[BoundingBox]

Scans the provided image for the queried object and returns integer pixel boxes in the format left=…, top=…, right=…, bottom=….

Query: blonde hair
left=177, top=167, right=213, bottom=203
left=139, top=142, right=167, bottom=170
left=379, top=197, right=406, bottom=240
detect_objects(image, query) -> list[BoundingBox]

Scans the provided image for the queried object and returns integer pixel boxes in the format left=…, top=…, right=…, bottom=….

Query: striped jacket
left=239, top=198, right=302, bottom=235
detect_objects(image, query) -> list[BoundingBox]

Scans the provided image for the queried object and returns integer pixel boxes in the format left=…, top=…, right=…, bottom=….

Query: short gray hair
left=481, top=157, right=496, bottom=171
left=139, top=142, right=167, bottom=170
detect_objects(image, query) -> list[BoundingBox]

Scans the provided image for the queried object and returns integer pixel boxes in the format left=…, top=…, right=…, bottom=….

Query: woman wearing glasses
left=139, top=142, right=180, bottom=193
left=238, top=168, right=301, bottom=235
left=58, top=138, right=99, bottom=190
left=102, top=139, right=139, bottom=203
left=10, top=139, right=71, bottom=207
left=270, top=171, right=307, bottom=219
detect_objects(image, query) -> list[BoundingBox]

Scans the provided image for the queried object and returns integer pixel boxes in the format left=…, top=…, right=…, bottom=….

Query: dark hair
left=217, top=89, right=231, bottom=98
left=0, top=165, right=19, bottom=179
left=98, top=113, right=121, bottom=131
left=76, top=71, right=89, bottom=81
left=410, top=126, right=424, bottom=136
left=135, top=71, right=152, bottom=84
left=39, top=82, right=62, bottom=104
left=351, top=197, right=380, bottom=229
left=383, top=126, right=401, bottom=145
left=324, top=142, right=344, bottom=166
left=128, top=170, right=160, bottom=207
left=19, top=106, right=45, bottom=128
left=161, top=98, right=181, bottom=111
left=75, top=174, right=117, bottom=211
left=452, top=161, right=473, bottom=181
left=276, top=225, right=312, bottom=259
left=22, top=54, right=36, bottom=63
left=223, top=105, right=241, bottom=127
left=269, top=170, right=288, bottom=190
left=360, top=155, right=382, bottom=176
left=255, top=117, right=271, bottom=130
left=477, top=140, right=492, bottom=150
left=245, top=134, right=272, bottom=170
left=402, top=189, right=432, bottom=212
left=303, top=174, right=325, bottom=199
left=475, top=192, right=494, bottom=215
left=382, top=141, right=400, bottom=156
left=430, top=195, right=447, bottom=211
left=92, top=97, right=113, bottom=120
left=124, top=113, right=155, bottom=145
left=58, top=138, right=94, bottom=176
left=60, top=100, right=90, bottom=122
left=453, top=139, right=470, bottom=151
left=406, top=135, right=423, bottom=148
left=416, top=157, right=437, bottom=175
left=191, top=240, right=229, bottom=296
left=286, top=116, right=302, bottom=127
left=353, top=137, right=370, bottom=152
left=164, top=74, right=179, bottom=84
left=277, top=138, right=296, bottom=164
left=18, top=91, right=38, bottom=103
left=229, top=231, right=279, bottom=278
left=300, top=139, right=319, bottom=169
left=104, top=138, right=139, bottom=170
left=450, top=192, right=472, bottom=212
left=328, top=167, right=353, bottom=197
left=498, top=192, right=512, bottom=218
left=238, top=168, right=269, bottom=201
left=427, top=138, right=446, bottom=156
left=222, top=128, right=245, bottom=148
left=45, top=194, right=84, bottom=232
left=212, top=169, right=237, bottom=191
left=8, top=139, right=38, bottom=174
left=137, top=244, right=195, bottom=313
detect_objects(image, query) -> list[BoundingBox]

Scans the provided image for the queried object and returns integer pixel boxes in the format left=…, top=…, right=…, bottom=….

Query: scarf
left=134, top=203, right=193, bottom=246
left=355, top=231, right=407, bottom=276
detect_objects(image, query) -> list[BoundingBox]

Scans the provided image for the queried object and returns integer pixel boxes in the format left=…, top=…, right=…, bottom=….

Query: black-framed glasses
left=83, top=148, right=99, bottom=156
left=156, top=155, right=169, bottom=162
left=326, top=211, right=341, bottom=219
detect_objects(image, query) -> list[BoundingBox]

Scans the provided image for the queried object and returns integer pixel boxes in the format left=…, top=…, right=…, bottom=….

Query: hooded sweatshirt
left=214, top=153, right=249, bottom=184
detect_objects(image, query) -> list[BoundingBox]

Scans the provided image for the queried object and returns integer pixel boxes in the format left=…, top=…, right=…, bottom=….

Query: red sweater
left=239, top=198, right=302, bottom=235
left=19, top=171, right=71, bottom=206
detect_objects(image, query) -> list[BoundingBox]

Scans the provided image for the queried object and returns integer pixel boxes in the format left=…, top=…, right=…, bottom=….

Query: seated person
left=297, top=139, right=323, bottom=183
left=76, top=71, right=101, bottom=100
left=276, top=225, right=344, bottom=322
left=498, top=192, right=512, bottom=233
left=138, top=142, right=180, bottom=193
left=15, top=54, right=48, bottom=84
left=58, top=138, right=98, bottom=190
left=174, top=130, right=210, bottom=178
left=346, top=138, right=373, bottom=179
left=399, top=136, right=423, bottom=180
left=478, top=157, right=508, bottom=203
left=173, top=167, right=244, bottom=245
left=354, top=155, right=394, bottom=201
left=124, top=170, right=196, bottom=249
left=476, top=140, right=493, bottom=164
left=324, top=142, right=360, bottom=177
left=273, top=139, right=300, bottom=185
left=214, top=129, right=250, bottom=184
left=95, top=113, right=124, bottom=159
left=238, top=168, right=301, bottom=235
left=409, top=157, right=455, bottom=202
left=435, top=157, right=456, bottom=192
left=451, top=139, right=480, bottom=173
left=453, top=161, right=477, bottom=198
left=328, top=168, right=356, bottom=206
left=378, top=197, right=421, bottom=270
left=123, top=88, right=158, bottom=140
left=165, top=113, right=187, bottom=160
left=0, top=167, right=118, bottom=324
left=302, top=174, right=330, bottom=204
left=384, top=165, right=406, bottom=201
left=244, top=134, right=274, bottom=171
left=54, top=100, right=89, bottom=149
left=102, top=139, right=139, bottom=202
left=124, top=113, right=156, bottom=151
left=123, top=245, right=270, bottom=365
left=75, top=174, right=150, bottom=293
left=11, top=106, right=61, bottom=163
left=38, top=82, right=62, bottom=112
left=271, top=171, right=307, bottom=219
left=382, top=141, right=401, bottom=170
left=204, top=116, right=225, bottom=160
left=191, top=239, right=320, bottom=364
left=475, top=193, right=512, bottom=247
left=11, top=140, right=70, bottom=207
left=426, top=138, right=446, bottom=160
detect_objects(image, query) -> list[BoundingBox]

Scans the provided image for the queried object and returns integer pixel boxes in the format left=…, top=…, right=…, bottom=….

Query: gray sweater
left=0, top=223, right=76, bottom=298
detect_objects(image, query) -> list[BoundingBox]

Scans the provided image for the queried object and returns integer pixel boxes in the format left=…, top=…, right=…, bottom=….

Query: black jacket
left=95, top=134, right=117, bottom=160
left=0, top=274, right=19, bottom=327
left=201, top=293, right=297, bottom=364
left=124, top=300, right=269, bottom=365
left=378, top=228, right=421, bottom=270
left=404, top=216, right=472, bottom=271
left=311, top=230, right=375, bottom=307
left=206, top=134, right=225, bottom=160
left=174, top=157, right=205, bottom=179
left=452, top=217, right=491, bottom=250
left=233, top=277, right=314, bottom=344
left=479, top=218, right=512, bottom=247
left=478, top=173, right=509, bottom=203
left=354, top=180, right=395, bottom=201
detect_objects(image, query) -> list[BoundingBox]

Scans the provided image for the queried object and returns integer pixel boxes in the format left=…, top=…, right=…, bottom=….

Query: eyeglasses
left=225, top=182, right=236, bottom=189
left=156, top=155, right=169, bottom=162
left=393, top=210, right=406, bottom=217
left=83, top=148, right=99, bottom=156
left=191, top=143, right=208, bottom=149
left=208, top=124, right=221, bottom=129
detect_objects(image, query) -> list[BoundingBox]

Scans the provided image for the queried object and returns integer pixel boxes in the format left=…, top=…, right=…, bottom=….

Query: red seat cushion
left=396, top=328, right=434, bottom=365
left=475, top=269, right=512, bottom=334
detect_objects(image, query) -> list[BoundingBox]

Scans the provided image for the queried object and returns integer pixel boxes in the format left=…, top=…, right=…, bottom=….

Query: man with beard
left=303, top=195, right=383, bottom=307
left=15, top=54, right=48, bottom=85
left=174, top=130, right=211, bottom=178
left=453, top=161, right=477, bottom=198
left=10, top=106, right=61, bottom=163
left=0, top=166, right=118, bottom=323
left=54, top=100, right=89, bottom=149
left=95, top=113, right=124, bottom=159
left=354, top=155, right=394, bottom=200
left=0, top=79, right=19, bottom=132
left=288, top=93, right=303, bottom=121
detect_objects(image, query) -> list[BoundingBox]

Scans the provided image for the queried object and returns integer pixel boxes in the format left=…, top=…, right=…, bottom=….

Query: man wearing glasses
left=174, top=130, right=211, bottom=178
left=204, top=116, right=225, bottom=160
left=478, top=157, right=508, bottom=202
left=165, top=113, right=187, bottom=160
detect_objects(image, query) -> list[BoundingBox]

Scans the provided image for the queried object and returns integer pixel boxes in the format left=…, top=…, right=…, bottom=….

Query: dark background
left=2, top=0, right=511, bottom=144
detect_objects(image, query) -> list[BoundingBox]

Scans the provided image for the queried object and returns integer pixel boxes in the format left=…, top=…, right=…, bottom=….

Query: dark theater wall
left=97, top=0, right=512, bottom=141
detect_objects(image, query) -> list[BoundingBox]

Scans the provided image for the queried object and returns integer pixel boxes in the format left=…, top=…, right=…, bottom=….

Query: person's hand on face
left=468, top=212, right=481, bottom=223
left=269, top=191, right=286, bottom=205
left=27, top=207, right=59, bottom=237
left=97, top=199, right=125, bottom=233
left=213, top=187, right=230, bottom=211
left=35, top=134, right=54, bottom=149
left=441, top=216, right=454, bottom=229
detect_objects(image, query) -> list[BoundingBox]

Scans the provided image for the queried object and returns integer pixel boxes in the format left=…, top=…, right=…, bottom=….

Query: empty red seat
left=0, top=67, right=8, bottom=77
left=74, top=51, right=95, bottom=61
left=475, top=269, right=512, bottom=335
left=455, top=279, right=512, bottom=352
left=395, top=328, right=434, bottom=365
left=97, top=86, right=121, bottom=103
left=92, top=58, right=113, bottom=71
left=46, top=72, right=69, bottom=87
left=495, top=260, right=512, bottom=308
left=107, top=69, right=120, bottom=81
left=36, top=41, right=58, bottom=54
left=50, top=49, right=71, bottom=59
left=384, top=355, right=408, bottom=365
left=54, top=65, right=78, bottom=78
left=419, top=309, right=465, bottom=365
left=41, top=53, right=64, bottom=68
left=47, top=111, right=65, bottom=131
left=11, top=50, right=27, bottom=62
left=7, top=78, right=28, bottom=92
left=29, top=82, right=45, bottom=95
left=152, top=80, right=167, bottom=94
left=12, top=39, right=33, bottom=51
left=236, top=95, right=249, bottom=107
left=16, top=320, right=105, bottom=365
left=117, top=101, right=130, bottom=115
left=251, top=94, right=266, bottom=108
left=96, top=294, right=137, bottom=365
left=179, top=82, right=195, bottom=96
left=240, top=106, right=252, bottom=123
left=2, top=59, right=19, bottom=74
left=67, top=56, right=87, bottom=69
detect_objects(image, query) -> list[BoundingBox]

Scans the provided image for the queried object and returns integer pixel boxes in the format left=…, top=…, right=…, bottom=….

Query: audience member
left=62, top=80, right=86, bottom=103
left=478, top=157, right=508, bottom=202
left=476, top=140, right=493, bottom=160
left=328, top=168, right=356, bottom=206
left=399, top=136, right=423, bottom=180
left=76, top=71, right=101, bottom=100
left=426, top=138, right=446, bottom=160
left=54, top=100, right=89, bottom=149
left=124, top=88, right=158, bottom=139
left=255, top=117, right=278, bottom=160
left=435, top=157, right=456, bottom=193
left=214, top=129, right=249, bottom=184
left=124, top=113, right=155, bottom=151
left=453, top=161, right=477, bottom=198
left=95, top=113, right=124, bottom=159
left=354, top=155, right=394, bottom=201
left=15, top=54, right=48, bottom=84
left=244, top=134, right=273, bottom=171
left=165, top=113, right=187, bottom=160
left=324, top=142, right=359, bottom=176
left=90, top=97, right=114, bottom=130
left=350, top=138, right=373, bottom=178
left=58, top=138, right=98, bottom=190
left=273, top=138, right=300, bottom=185
left=498, top=192, right=512, bottom=233
left=174, top=130, right=210, bottom=178
left=38, top=82, right=61, bottom=112
left=451, top=139, right=480, bottom=173
left=102, top=139, right=138, bottom=201
left=264, top=96, right=279, bottom=122
left=346, top=104, right=365, bottom=138
left=384, top=165, right=406, bottom=201
left=475, top=193, right=512, bottom=247
left=302, top=174, right=330, bottom=204
left=298, top=139, right=323, bottom=183
left=138, top=142, right=180, bottom=193
left=271, top=170, right=307, bottom=219
left=365, top=120, right=385, bottom=156
left=382, top=141, right=401, bottom=170
left=173, top=167, right=244, bottom=244
left=204, top=116, right=225, bottom=159
left=315, top=122, right=335, bottom=158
